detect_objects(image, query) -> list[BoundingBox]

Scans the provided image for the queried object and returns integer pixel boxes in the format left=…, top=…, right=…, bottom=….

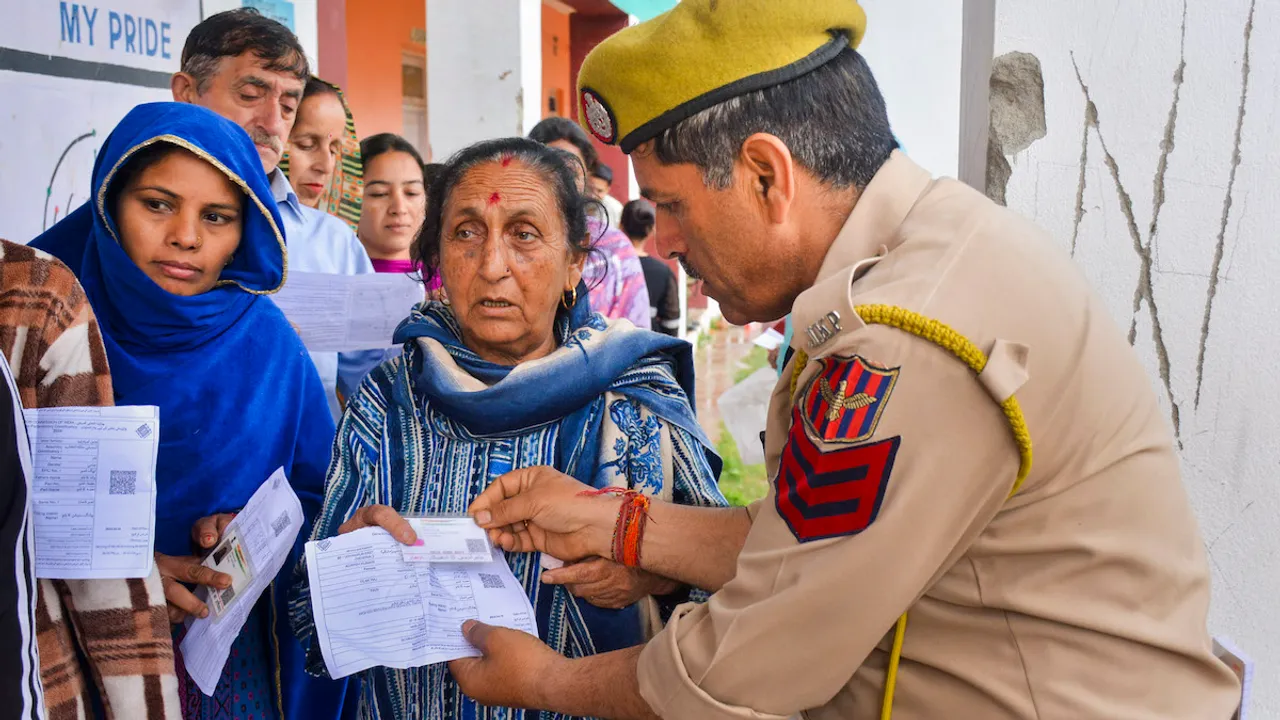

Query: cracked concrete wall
left=996, top=0, right=1273, bottom=712
left=986, top=51, right=1047, bottom=204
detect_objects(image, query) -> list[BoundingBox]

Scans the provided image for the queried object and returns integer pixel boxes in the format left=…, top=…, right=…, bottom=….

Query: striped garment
left=0, top=239, right=180, bottom=720
left=0, top=352, right=43, bottom=720
left=290, top=304, right=725, bottom=720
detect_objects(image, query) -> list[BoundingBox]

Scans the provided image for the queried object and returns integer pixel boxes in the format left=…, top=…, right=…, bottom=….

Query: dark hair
left=412, top=138, right=601, bottom=283
left=422, top=163, right=446, bottom=187
left=592, top=163, right=613, bottom=184
left=106, top=142, right=243, bottom=218
left=302, top=76, right=340, bottom=101
left=528, top=116, right=600, bottom=180
left=359, top=132, right=426, bottom=171
left=620, top=199, right=655, bottom=242
left=181, top=8, right=309, bottom=93
left=652, top=45, right=896, bottom=190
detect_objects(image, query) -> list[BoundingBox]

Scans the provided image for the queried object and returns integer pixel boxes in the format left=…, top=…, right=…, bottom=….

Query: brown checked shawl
left=0, top=239, right=179, bottom=719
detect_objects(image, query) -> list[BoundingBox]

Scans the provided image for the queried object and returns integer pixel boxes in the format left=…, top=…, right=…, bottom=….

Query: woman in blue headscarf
left=31, top=102, right=347, bottom=720
left=289, top=137, right=726, bottom=720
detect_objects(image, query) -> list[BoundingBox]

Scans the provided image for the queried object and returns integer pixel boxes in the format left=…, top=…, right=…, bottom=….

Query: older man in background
left=171, top=8, right=380, bottom=418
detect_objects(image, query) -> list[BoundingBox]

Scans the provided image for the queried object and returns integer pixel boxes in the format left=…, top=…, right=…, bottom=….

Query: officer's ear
left=738, top=133, right=796, bottom=225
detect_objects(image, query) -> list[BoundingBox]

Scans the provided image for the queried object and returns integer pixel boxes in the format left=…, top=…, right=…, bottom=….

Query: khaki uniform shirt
left=636, top=152, right=1241, bottom=719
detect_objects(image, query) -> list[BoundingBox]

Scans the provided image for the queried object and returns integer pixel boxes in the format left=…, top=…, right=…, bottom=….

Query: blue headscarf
left=393, top=284, right=720, bottom=481
left=31, top=102, right=347, bottom=720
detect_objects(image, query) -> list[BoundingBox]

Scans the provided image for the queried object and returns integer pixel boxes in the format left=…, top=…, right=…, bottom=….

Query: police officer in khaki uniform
left=446, top=1, right=1243, bottom=717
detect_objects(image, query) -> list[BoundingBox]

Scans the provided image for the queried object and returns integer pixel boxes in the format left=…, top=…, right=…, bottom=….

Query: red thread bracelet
left=578, top=487, right=652, bottom=567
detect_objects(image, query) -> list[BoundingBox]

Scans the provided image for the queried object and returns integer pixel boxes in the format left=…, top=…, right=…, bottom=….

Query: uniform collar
left=790, top=151, right=933, bottom=357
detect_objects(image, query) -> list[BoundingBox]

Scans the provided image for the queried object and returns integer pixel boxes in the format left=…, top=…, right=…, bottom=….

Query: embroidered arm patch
left=776, top=407, right=900, bottom=542
left=775, top=355, right=902, bottom=542
left=801, top=355, right=899, bottom=444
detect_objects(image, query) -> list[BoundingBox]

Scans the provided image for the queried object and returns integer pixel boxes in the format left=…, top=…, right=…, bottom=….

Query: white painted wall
left=995, top=0, right=1275, bottom=713
left=426, top=0, right=541, bottom=160
left=858, top=0, right=965, bottom=179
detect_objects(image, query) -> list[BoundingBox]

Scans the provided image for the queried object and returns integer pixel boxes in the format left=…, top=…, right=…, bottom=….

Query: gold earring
left=562, top=286, right=577, bottom=310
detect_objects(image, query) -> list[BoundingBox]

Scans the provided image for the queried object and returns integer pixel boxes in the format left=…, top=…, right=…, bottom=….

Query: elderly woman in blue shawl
left=31, top=102, right=348, bottom=720
left=289, top=137, right=726, bottom=720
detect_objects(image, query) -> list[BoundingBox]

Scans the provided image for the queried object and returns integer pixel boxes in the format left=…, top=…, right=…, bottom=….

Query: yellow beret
left=577, top=0, right=867, bottom=153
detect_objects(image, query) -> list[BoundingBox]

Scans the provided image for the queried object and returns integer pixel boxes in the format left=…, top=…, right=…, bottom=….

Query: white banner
left=0, top=2, right=199, bottom=245
left=0, top=1, right=197, bottom=73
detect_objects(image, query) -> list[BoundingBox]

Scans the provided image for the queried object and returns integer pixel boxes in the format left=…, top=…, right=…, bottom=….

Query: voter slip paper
left=305, top=526, right=538, bottom=679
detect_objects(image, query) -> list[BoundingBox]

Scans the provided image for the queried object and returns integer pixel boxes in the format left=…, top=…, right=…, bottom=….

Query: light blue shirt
left=270, top=170, right=382, bottom=419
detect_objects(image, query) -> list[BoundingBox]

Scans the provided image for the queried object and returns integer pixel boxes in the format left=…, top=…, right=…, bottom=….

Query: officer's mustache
left=677, top=255, right=702, bottom=280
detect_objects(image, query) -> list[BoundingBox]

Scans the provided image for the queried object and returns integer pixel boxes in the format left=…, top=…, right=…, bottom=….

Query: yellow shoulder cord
left=790, top=304, right=1033, bottom=720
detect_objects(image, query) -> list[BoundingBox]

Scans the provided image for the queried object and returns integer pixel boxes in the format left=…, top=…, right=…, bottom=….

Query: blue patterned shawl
left=30, top=102, right=348, bottom=720
left=291, top=289, right=726, bottom=720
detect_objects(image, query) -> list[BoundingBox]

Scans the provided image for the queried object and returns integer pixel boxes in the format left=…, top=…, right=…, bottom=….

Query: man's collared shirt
left=269, top=169, right=381, bottom=420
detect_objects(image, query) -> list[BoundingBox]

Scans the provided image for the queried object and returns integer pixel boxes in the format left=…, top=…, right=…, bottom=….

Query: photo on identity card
left=202, top=528, right=255, bottom=618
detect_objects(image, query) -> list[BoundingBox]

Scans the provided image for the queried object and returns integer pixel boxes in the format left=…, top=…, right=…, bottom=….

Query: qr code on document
left=466, top=539, right=489, bottom=554
left=477, top=573, right=505, bottom=590
left=108, top=470, right=137, bottom=495
left=270, top=511, right=291, bottom=538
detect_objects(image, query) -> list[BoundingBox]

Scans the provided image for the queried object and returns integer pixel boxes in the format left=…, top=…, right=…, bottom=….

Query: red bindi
left=488, top=192, right=501, bottom=205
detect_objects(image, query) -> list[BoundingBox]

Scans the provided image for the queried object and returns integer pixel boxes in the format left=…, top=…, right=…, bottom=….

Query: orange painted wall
left=343, top=0, right=426, bottom=138
left=541, top=5, right=572, bottom=118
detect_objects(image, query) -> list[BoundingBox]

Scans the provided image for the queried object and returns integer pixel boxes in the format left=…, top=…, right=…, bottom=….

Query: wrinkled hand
left=449, top=620, right=562, bottom=709
left=155, top=552, right=231, bottom=624
left=469, top=466, right=617, bottom=561
left=337, top=504, right=418, bottom=545
left=543, top=557, right=678, bottom=609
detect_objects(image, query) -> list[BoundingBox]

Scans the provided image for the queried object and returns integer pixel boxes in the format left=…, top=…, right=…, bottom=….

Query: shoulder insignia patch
left=776, top=407, right=900, bottom=542
left=801, top=355, right=899, bottom=445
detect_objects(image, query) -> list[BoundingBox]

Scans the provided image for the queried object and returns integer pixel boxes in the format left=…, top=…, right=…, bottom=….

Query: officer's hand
left=542, top=557, right=678, bottom=609
left=155, top=552, right=232, bottom=624
left=469, top=466, right=616, bottom=561
left=449, top=620, right=563, bottom=709
left=337, top=504, right=418, bottom=546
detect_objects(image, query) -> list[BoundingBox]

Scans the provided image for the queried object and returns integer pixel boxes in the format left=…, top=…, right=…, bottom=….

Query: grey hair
left=652, top=45, right=897, bottom=190
left=180, top=8, right=308, bottom=94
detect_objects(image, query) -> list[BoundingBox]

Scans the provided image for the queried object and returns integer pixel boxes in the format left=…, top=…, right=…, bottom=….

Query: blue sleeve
left=288, top=368, right=387, bottom=678
left=336, top=349, right=386, bottom=405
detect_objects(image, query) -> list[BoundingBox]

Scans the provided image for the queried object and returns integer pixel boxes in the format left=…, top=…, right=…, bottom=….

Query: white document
left=305, top=527, right=537, bottom=680
left=179, top=468, right=304, bottom=696
left=23, top=406, right=159, bottom=580
left=1214, top=636, right=1253, bottom=720
left=402, top=517, right=492, bottom=563
left=271, top=271, right=423, bottom=352
left=753, top=327, right=785, bottom=351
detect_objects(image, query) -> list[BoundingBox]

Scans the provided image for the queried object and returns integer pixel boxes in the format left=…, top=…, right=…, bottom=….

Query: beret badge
left=580, top=88, right=617, bottom=144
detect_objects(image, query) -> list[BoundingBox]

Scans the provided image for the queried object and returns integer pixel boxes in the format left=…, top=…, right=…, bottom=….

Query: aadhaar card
left=203, top=528, right=254, bottom=618
left=401, top=517, right=492, bottom=563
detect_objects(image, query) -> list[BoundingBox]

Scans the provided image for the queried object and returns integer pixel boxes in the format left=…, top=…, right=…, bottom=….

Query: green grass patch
left=716, top=420, right=770, bottom=507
